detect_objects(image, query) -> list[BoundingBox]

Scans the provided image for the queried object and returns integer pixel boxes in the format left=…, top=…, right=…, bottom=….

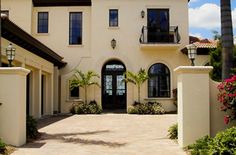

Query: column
left=174, top=66, right=213, bottom=147
left=0, top=67, right=30, bottom=146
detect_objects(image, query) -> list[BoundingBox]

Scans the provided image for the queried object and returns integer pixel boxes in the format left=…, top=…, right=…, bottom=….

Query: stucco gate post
left=174, top=66, right=213, bottom=147
left=0, top=67, right=30, bottom=146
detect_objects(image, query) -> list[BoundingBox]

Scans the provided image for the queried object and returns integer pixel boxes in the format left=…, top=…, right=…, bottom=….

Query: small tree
left=210, top=44, right=236, bottom=81
left=70, top=70, right=100, bottom=104
left=124, top=68, right=149, bottom=103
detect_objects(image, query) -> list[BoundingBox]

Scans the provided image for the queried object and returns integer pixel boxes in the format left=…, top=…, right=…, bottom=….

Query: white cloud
left=189, top=3, right=236, bottom=30
left=190, top=33, right=203, bottom=38
left=233, top=8, right=236, bottom=29
left=189, top=0, right=199, bottom=4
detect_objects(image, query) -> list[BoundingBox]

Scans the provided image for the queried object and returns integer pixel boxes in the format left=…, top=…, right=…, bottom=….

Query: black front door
left=147, top=9, right=169, bottom=43
left=102, top=60, right=126, bottom=110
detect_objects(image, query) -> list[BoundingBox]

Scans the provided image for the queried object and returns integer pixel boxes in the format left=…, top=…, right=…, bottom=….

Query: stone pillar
left=0, top=67, right=30, bottom=146
left=174, top=66, right=213, bottom=147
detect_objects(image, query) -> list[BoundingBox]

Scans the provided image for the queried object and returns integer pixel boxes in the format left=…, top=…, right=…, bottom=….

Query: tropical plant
left=26, top=116, right=40, bottom=139
left=70, top=100, right=102, bottom=114
left=168, top=123, right=178, bottom=139
left=128, top=102, right=165, bottom=115
left=220, top=0, right=234, bottom=79
left=0, top=138, right=6, bottom=153
left=209, top=43, right=236, bottom=81
left=124, top=68, right=149, bottom=103
left=187, top=135, right=213, bottom=155
left=70, top=70, right=100, bottom=104
left=187, top=127, right=236, bottom=155
left=217, top=75, right=236, bottom=124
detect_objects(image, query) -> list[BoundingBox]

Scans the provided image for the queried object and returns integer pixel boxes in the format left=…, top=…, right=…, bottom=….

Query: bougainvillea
left=217, top=75, right=236, bottom=124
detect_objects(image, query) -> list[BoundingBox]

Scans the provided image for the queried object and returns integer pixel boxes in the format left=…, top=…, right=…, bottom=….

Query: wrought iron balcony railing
left=139, top=26, right=181, bottom=44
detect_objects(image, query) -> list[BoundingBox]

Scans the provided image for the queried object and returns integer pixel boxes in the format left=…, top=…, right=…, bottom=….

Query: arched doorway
left=102, top=60, right=127, bottom=110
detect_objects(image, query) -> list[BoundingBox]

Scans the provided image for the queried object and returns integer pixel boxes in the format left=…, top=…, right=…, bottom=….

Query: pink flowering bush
left=217, top=75, right=236, bottom=124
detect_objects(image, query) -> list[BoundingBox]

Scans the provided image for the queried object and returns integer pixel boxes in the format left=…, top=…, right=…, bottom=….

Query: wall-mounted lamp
left=111, top=38, right=116, bottom=49
left=5, top=43, right=16, bottom=67
left=187, top=44, right=197, bottom=66
left=141, top=10, right=145, bottom=18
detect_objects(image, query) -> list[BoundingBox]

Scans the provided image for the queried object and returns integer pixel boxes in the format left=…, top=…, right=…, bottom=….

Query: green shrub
left=26, top=116, right=39, bottom=139
left=187, top=136, right=213, bottom=155
left=70, top=100, right=102, bottom=114
left=188, top=127, right=236, bottom=155
left=210, top=127, right=236, bottom=154
left=0, top=138, right=6, bottom=153
left=128, top=102, right=165, bottom=115
left=168, top=124, right=178, bottom=139
left=128, top=106, right=139, bottom=114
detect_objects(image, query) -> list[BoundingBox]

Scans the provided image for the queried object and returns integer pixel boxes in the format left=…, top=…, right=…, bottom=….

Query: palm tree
left=220, top=0, right=234, bottom=79
left=70, top=70, right=100, bottom=104
left=124, top=68, right=149, bottom=103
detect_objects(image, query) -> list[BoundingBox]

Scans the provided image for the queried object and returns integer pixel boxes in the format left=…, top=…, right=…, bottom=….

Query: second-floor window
left=1, top=10, right=9, bottom=17
left=147, top=9, right=169, bottom=43
left=69, top=12, right=82, bottom=45
left=109, top=9, right=118, bottom=27
left=38, top=12, right=48, bottom=33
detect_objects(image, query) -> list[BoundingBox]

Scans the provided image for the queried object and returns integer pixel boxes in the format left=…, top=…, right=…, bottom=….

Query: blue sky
left=188, top=0, right=236, bottom=41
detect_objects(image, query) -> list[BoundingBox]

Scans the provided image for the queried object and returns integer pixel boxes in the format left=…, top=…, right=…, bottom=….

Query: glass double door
left=102, top=61, right=126, bottom=110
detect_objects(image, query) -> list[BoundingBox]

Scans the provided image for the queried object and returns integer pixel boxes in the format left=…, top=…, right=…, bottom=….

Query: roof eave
left=1, top=17, right=66, bottom=68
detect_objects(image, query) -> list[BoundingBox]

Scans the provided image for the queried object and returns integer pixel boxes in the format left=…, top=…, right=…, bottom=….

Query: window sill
left=35, top=33, right=50, bottom=36
left=108, top=27, right=120, bottom=30
left=66, top=98, right=83, bottom=102
left=144, top=98, right=173, bottom=101
left=68, top=44, right=84, bottom=48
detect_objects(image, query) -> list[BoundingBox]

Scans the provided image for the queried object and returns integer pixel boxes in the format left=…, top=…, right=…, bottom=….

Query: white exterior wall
left=2, top=0, right=195, bottom=113
left=1, top=38, right=55, bottom=118
left=29, top=0, right=191, bottom=113
left=1, top=0, right=33, bottom=33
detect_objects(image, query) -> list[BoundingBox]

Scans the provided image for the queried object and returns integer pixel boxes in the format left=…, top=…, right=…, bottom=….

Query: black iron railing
left=139, top=26, right=181, bottom=44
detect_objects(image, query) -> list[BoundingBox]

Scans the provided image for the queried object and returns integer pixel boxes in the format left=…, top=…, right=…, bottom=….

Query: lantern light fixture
left=141, top=10, right=145, bottom=18
left=186, top=43, right=197, bottom=66
left=5, top=43, right=16, bottom=67
left=111, top=38, right=116, bottom=49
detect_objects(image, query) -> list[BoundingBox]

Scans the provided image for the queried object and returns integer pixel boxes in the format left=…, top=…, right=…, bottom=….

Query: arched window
left=148, top=63, right=170, bottom=98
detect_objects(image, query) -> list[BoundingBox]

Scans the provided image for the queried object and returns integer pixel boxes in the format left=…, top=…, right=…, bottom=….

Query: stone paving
left=12, top=114, right=186, bottom=155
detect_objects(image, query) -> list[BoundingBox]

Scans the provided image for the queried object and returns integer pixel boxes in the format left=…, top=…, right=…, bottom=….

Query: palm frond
left=124, top=68, right=149, bottom=86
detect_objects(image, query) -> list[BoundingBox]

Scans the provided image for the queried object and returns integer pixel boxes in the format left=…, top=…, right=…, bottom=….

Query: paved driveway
left=13, top=114, right=186, bottom=155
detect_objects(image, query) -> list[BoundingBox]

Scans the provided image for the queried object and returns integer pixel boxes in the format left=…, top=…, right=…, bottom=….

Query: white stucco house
left=1, top=0, right=211, bottom=117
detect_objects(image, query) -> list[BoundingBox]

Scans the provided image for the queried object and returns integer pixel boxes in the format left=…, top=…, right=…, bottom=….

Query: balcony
left=139, top=26, right=181, bottom=50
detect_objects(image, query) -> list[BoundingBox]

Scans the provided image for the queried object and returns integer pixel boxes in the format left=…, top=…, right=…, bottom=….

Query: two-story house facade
left=1, top=0, right=196, bottom=115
